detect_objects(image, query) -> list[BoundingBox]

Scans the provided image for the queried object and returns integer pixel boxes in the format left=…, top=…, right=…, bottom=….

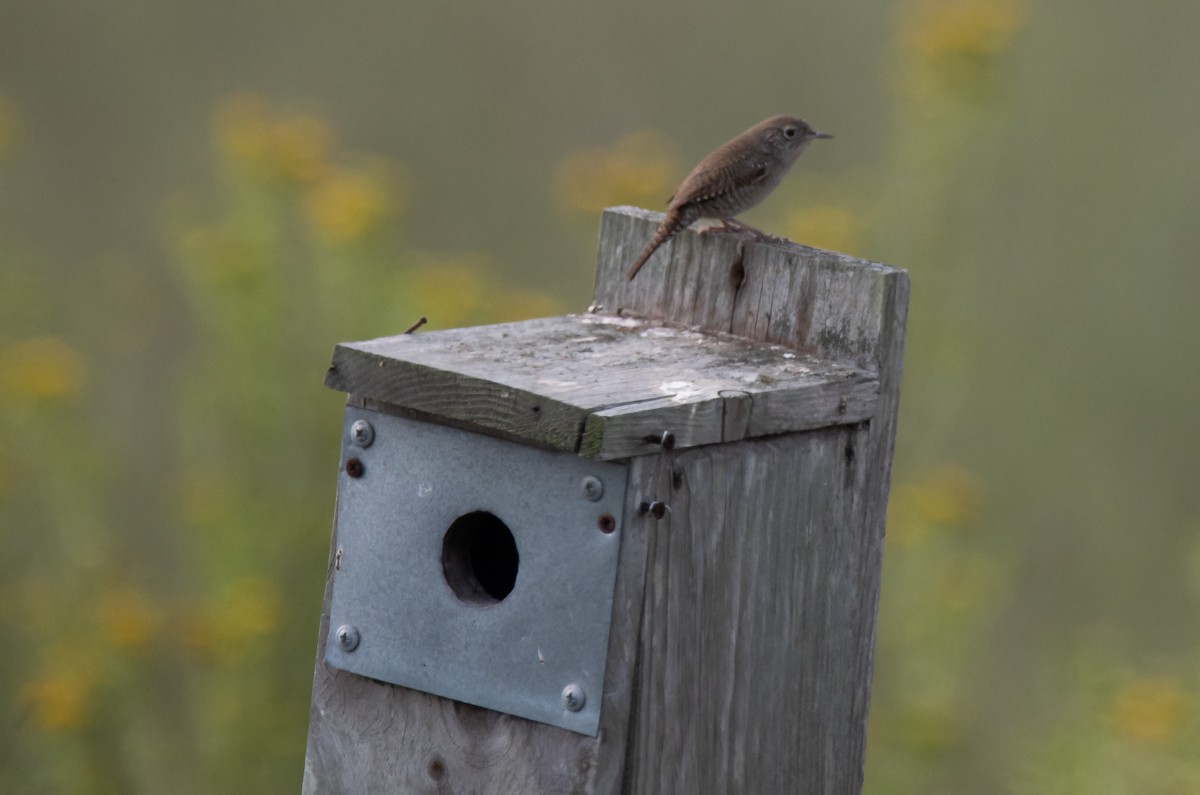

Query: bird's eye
left=783, top=126, right=798, bottom=139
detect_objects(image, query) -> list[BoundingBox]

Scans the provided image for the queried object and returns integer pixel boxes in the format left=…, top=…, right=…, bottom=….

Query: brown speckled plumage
left=627, top=115, right=831, bottom=281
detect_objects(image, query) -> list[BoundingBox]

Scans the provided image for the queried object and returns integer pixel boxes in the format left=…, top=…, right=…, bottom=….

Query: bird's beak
left=813, top=131, right=833, bottom=140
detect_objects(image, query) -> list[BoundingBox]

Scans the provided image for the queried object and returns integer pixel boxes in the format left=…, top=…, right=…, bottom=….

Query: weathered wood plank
left=844, top=260, right=909, bottom=761
left=745, top=374, right=877, bottom=438
left=303, top=453, right=660, bottom=794
left=592, top=205, right=909, bottom=794
left=326, top=314, right=876, bottom=458
left=594, top=206, right=903, bottom=368
left=581, top=376, right=877, bottom=460
left=621, top=428, right=878, bottom=794
left=581, top=396, right=726, bottom=460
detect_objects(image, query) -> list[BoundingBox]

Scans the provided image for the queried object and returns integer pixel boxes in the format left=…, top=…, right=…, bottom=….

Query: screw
left=350, top=419, right=375, bottom=448
left=643, top=430, right=676, bottom=450
left=336, top=624, right=360, bottom=652
left=597, top=513, right=617, bottom=533
left=345, top=457, right=364, bottom=478
left=837, top=397, right=848, bottom=415
left=562, top=683, right=586, bottom=712
left=581, top=475, right=604, bottom=502
left=639, top=501, right=668, bottom=520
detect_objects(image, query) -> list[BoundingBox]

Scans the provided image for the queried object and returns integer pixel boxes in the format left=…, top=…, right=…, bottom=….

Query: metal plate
left=326, top=407, right=628, bottom=735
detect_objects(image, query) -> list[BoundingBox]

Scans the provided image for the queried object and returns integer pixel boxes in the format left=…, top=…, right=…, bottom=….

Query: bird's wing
left=672, top=151, right=770, bottom=209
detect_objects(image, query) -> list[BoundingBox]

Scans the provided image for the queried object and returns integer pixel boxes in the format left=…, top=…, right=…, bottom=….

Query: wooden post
left=303, top=206, right=909, bottom=794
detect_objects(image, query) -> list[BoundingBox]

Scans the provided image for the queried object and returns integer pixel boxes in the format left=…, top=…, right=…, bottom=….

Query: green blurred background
left=2, top=1, right=1199, bottom=792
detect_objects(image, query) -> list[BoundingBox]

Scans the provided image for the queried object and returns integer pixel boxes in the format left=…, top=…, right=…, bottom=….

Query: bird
left=626, top=115, right=832, bottom=281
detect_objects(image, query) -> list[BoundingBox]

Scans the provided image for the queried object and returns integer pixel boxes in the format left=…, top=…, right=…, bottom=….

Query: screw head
left=336, top=624, right=360, bottom=652
left=597, top=513, right=617, bottom=533
left=345, top=457, right=364, bottom=478
left=562, top=683, right=586, bottom=712
left=581, top=475, right=604, bottom=502
left=350, top=419, right=375, bottom=448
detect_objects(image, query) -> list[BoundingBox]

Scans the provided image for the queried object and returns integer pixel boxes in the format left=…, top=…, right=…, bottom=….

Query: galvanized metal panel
left=325, top=406, right=629, bottom=736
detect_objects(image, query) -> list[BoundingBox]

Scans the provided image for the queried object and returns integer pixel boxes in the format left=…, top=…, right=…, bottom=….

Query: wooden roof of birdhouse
left=325, top=207, right=908, bottom=461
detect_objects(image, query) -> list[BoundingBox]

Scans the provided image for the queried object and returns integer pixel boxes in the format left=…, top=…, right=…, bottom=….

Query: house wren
left=626, top=115, right=832, bottom=281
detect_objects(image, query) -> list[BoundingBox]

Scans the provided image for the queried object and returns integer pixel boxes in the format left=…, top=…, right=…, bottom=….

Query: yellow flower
left=306, top=167, right=392, bottom=243
left=97, top=587, right=161, bottom=652
left=909, top=464, right=984, bottom=526
left=269, top=114, right=333, bottom=184
left=554, top=129, right=680, bottom=215
left=1110, top=677, right=1187, bottom=744
left=888, top=464, right=984, bottom=546
left=894, top=0, right=1028, bottom=100
left=213, top=94, right=333, bottom=184
left=900, top=0, right=1027, bottom=60
left=21, top=662, right=98, bottom=732
left=0, top=336, right=87, bottom=400
left=785, top=206, right=861, bottom=254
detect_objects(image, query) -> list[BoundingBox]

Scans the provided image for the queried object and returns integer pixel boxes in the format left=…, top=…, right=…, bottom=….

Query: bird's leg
left=722, top=218, right=764, bottom=236
left=725, top=218, right=791, bottom=243
left=700, top=218, right=789, bottom=244
left=699, top=218, right=755, bottom=237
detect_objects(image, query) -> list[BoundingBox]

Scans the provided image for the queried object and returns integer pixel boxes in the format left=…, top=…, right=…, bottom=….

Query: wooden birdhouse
left=303, top=206, right=909, bottom=794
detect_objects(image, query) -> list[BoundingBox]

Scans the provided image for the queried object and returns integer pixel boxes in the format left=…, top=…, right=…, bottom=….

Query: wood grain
left=591, top=206, right=909, bottom=793
left=304, top=206, right=909, bottom=794
left=594, top=206, right=902, bottom=368
left=623, top=429, right=879, bottom=793
left=325, top=314, right=877, bottom=460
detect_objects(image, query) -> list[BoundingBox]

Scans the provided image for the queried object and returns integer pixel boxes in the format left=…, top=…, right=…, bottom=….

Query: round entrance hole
left=441, top=511, right=519, bottom=605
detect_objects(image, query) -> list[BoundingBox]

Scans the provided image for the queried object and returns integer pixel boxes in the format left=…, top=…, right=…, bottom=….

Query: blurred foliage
left=544, top=0, right=1200, bottom=790
left=553, top=129, right=682, bottom=215
left=0, top=96, right=18, bottom=161
left=0, top=93, right=561, bottom=793
left=1012, top=658, right=1200, bottom=794
left=2, top=0, right=1199, bottom=792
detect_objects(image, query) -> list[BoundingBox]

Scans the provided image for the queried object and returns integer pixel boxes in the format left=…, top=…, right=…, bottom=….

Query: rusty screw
left=345, top=457, right=365, bottom=478
left=597, top=513, right=617, bottom=533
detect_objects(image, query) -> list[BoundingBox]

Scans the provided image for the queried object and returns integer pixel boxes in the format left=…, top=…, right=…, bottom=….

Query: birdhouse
left=303, top=207, right=909, bottom=794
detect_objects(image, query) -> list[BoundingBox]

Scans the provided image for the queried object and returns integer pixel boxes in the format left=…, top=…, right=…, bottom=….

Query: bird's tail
left=627, top=210, right=685, bottom=281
